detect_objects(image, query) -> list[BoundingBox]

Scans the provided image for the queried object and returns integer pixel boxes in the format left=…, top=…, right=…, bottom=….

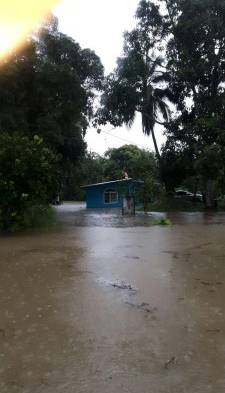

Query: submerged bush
left=22, top=205, right=56, bottom=229
left=0, top=133, right=60, bottom=231
left=153, top=218, right=171, bottom=226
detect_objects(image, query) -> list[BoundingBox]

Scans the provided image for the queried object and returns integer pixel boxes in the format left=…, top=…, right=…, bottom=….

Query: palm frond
left=142, top=114, right=151, bottom=136
left=156, top=99, right=170, bottom=122
left=127, top=111, right=136, bottom=128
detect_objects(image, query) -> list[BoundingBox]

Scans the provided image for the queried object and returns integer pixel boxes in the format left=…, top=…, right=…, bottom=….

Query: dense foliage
left=98, top=0, right=225, bottom=207
left=163, top=0, right=225, bottom=205
left=0, top=17, right=104, bottom=163
left=0, top=133, right=59, bottom=231
left=97, top=1, right=172, bottom=160
left=0, top=16, right=104, bottom=229
left=103, top=145, right=161, bottom=208
left=62, top=152, right=105, bottom=201
left=68, top=144, right=161, bottom=205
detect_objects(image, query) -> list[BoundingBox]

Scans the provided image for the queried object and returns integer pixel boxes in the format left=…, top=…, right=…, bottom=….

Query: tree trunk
left=192, top=176, right=199, bottom=203
left=141, top=111, right=161, bottom=161
left=203, top=179, right=215, bottom=209
left=151, top=128, right=161, bottom=161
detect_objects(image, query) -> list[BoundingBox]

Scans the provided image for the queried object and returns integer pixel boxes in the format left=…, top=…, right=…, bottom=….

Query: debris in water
left=111, top=281, right=137, bottom=292
left=125, top=301, right=157, bottom=315
left=164, top=356, right=177, bottom=369
left=200, top=280, right=223, bottom=287
left=201, top=281, right=211, bottom=286
left=195, top=279, right=223, bottom=287
left=97, top=277, right=137, bottom=292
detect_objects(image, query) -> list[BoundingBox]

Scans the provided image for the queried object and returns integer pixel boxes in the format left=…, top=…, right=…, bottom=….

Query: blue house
left=81, top=179, right=144, bottom=209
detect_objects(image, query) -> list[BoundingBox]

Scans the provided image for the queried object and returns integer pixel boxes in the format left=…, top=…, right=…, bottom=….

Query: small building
left=81, top=179, right=144, bottom=209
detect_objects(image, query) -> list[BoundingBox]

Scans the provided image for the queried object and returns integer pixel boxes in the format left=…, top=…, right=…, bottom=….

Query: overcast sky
left=54, top=0, right=165, bottom=155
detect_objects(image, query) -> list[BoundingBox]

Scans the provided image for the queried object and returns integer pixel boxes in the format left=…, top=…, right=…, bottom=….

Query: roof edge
left=81, top=178, right=144, bottom=189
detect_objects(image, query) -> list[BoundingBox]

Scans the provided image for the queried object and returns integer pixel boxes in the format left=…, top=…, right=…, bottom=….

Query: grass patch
left=153, top=218, right=172, bottom=226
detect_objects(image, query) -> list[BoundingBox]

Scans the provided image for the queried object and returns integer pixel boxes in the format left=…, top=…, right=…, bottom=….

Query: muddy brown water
left=1, top=203, right=225, bottom=392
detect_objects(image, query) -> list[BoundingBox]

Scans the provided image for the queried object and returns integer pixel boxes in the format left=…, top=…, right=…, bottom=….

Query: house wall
left=85, top=184, right=123, bottom=208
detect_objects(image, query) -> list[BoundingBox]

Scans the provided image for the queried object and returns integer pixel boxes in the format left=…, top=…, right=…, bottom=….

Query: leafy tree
left=63, top=144, right=161, bottom=205
left=163, top=0, right=225, bottom=205
left=0, top=15, right=104, bottom=210
left=97, top=1, right=173, bottom=161
left=80, top=152, right=105, bottom=185
left=103, top=144, right=151, bottom=178
left=103, top=144, right=161, bottom=206
left=0, top=16, right=104, bottom=164
left=0, top=133, right=59, bottom=231
left=63, top=152, right=106, bottom=200
left=195, top=144, right=225, bottom=206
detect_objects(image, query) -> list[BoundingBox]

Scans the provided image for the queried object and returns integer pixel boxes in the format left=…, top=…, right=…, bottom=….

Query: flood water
left=1, top=203, right=225, bottom=392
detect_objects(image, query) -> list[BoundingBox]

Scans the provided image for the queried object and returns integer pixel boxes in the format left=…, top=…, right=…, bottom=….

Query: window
left=104, top=188, right=118, bottom=204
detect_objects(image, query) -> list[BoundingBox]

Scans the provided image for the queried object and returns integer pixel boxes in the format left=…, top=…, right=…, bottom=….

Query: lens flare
left=0, top=0, right=59, bottom=58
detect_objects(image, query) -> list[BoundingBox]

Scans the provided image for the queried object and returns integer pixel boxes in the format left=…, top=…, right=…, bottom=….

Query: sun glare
left=0, top=0, right=60, bottom=58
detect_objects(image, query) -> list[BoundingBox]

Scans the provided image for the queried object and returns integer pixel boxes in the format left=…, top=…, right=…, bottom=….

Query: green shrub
left=0, top=133, right=60, bottom=231
left=153, top=218, right=171, bottom=226
left=22, top=205, right=56, bottom=229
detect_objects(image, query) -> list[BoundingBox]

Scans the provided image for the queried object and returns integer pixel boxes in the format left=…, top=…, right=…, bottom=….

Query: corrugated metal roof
left=80, top=178, right=144, bottom=189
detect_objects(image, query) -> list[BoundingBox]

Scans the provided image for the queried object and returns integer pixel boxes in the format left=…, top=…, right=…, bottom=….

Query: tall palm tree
left=99, top=49, right=172, bottom=162
left=140, top=58, right=172, bottom=160
left=98, top=0, right=173, bottom=161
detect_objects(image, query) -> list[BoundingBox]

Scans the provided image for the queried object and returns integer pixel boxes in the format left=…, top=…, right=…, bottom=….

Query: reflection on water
left=0, top=203, right=225, bottom=393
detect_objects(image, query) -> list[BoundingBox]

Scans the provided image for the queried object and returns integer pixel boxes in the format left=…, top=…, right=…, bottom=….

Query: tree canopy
left=162, top=0, right=225, bottom=204
left=96, top=0, right=225, bottom=206
left=97, top=1, right=172, bottom=160
left=0, top=15, right=104, bottom=163
left=0, top=15, right=105, bottom=229
left=69, top=144, right=161, bottom=206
